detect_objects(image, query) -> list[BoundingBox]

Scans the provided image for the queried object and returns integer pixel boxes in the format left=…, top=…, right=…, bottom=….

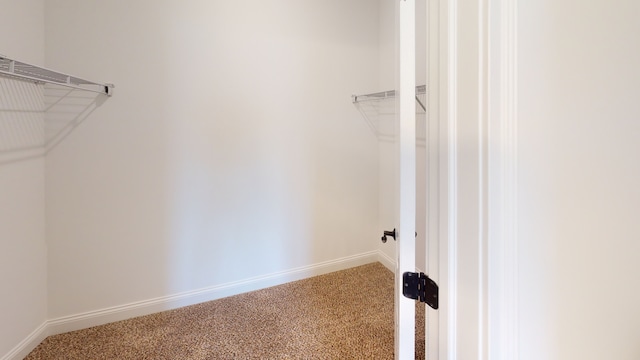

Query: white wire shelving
left=0, top=54, right=113, bottom=96
left=352, top=85, right=427, bottom=142
left=0, top=54, right=114, bottom=161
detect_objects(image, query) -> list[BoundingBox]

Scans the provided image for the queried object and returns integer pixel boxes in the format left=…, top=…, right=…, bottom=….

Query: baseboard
left=376, top=250, right=426, bottom=275
left=377, top=249, right=396, bottom=271
left=46, top=251, right=380, bottom=337
left=2, top=250, right=387, bottom=359
left=1, top=322, right=48, bottom=360
left=3, top=250, right=399, bottom=360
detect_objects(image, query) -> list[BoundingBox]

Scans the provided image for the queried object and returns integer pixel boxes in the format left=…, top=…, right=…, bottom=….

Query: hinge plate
left=402, top=272, right=439, bottom=309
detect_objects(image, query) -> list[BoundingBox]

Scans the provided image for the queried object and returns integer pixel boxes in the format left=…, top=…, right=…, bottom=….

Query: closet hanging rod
left=0, top=54, right=114, bottom=96
left=351, top=84, right=426, bottom=104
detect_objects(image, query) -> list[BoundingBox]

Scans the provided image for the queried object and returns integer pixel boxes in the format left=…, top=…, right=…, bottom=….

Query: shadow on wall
left=0, top=78, right=107, bottom=165
left=163, top=121, right=315, bottom=294
left=0, top=78, right=44, bottom=161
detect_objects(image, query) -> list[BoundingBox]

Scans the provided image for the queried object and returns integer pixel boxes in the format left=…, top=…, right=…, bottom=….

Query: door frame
left=436, top=0, right=490, bottom=357
left=431, top=0, right=520, bottom=359
left=440, top=0, right=490, bottom=356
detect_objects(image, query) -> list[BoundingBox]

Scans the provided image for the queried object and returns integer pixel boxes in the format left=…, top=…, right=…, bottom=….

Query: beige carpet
left=26, top=262, right=426, bottom=359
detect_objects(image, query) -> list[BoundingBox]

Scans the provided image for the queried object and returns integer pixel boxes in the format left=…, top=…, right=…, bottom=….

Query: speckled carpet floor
left=26, top=262, right=425, bottom=359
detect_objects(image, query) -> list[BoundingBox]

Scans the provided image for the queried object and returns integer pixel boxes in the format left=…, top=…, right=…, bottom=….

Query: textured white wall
left=0, top=0, right=47, bottom=357
left=518, top=1, right=640, bottom=359
left=44, top=0, right=380, bottom=319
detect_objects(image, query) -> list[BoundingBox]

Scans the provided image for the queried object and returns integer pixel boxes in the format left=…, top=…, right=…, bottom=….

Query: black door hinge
left=402, top=272, right=439, bottom=310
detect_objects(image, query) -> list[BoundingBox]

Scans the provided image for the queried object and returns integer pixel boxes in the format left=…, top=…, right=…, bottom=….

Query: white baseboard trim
left=3, top=250, right=392, bottom=360
left=375, top=249, right=426, bottom=274
left=46, top=251, right=380, bottom=337
left=377, top=249, right=396, bottom=271
left=1, top=321, right=48, bottom=360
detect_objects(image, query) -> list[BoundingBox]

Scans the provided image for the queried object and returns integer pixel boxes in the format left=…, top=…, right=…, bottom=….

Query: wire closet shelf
left=351, top=85, right=427, bottom=141
left=352, top=84, right=426, bottom=111
left=0, top=54, right=114, bottom=96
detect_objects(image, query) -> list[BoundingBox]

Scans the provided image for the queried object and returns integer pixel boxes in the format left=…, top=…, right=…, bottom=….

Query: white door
left=395, top=0, right=416, bottom=359
left=395, top=1, right=443, bottom=359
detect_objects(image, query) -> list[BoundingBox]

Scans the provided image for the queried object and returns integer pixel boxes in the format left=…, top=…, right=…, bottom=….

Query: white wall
left=376, top=0, right=397, bottom=268
left=44, top=0, right=380, bottom=320
left=0, top=0, right=47, bottom=357
left=518, top=1, right=640, bottom=359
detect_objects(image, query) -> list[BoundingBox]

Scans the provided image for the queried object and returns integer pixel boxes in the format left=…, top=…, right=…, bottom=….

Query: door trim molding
left=440, top=0, right=497, bottom=358
left=443, top=0, right=458, bottom=357
left=488, top=0, right=519, bottom=358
